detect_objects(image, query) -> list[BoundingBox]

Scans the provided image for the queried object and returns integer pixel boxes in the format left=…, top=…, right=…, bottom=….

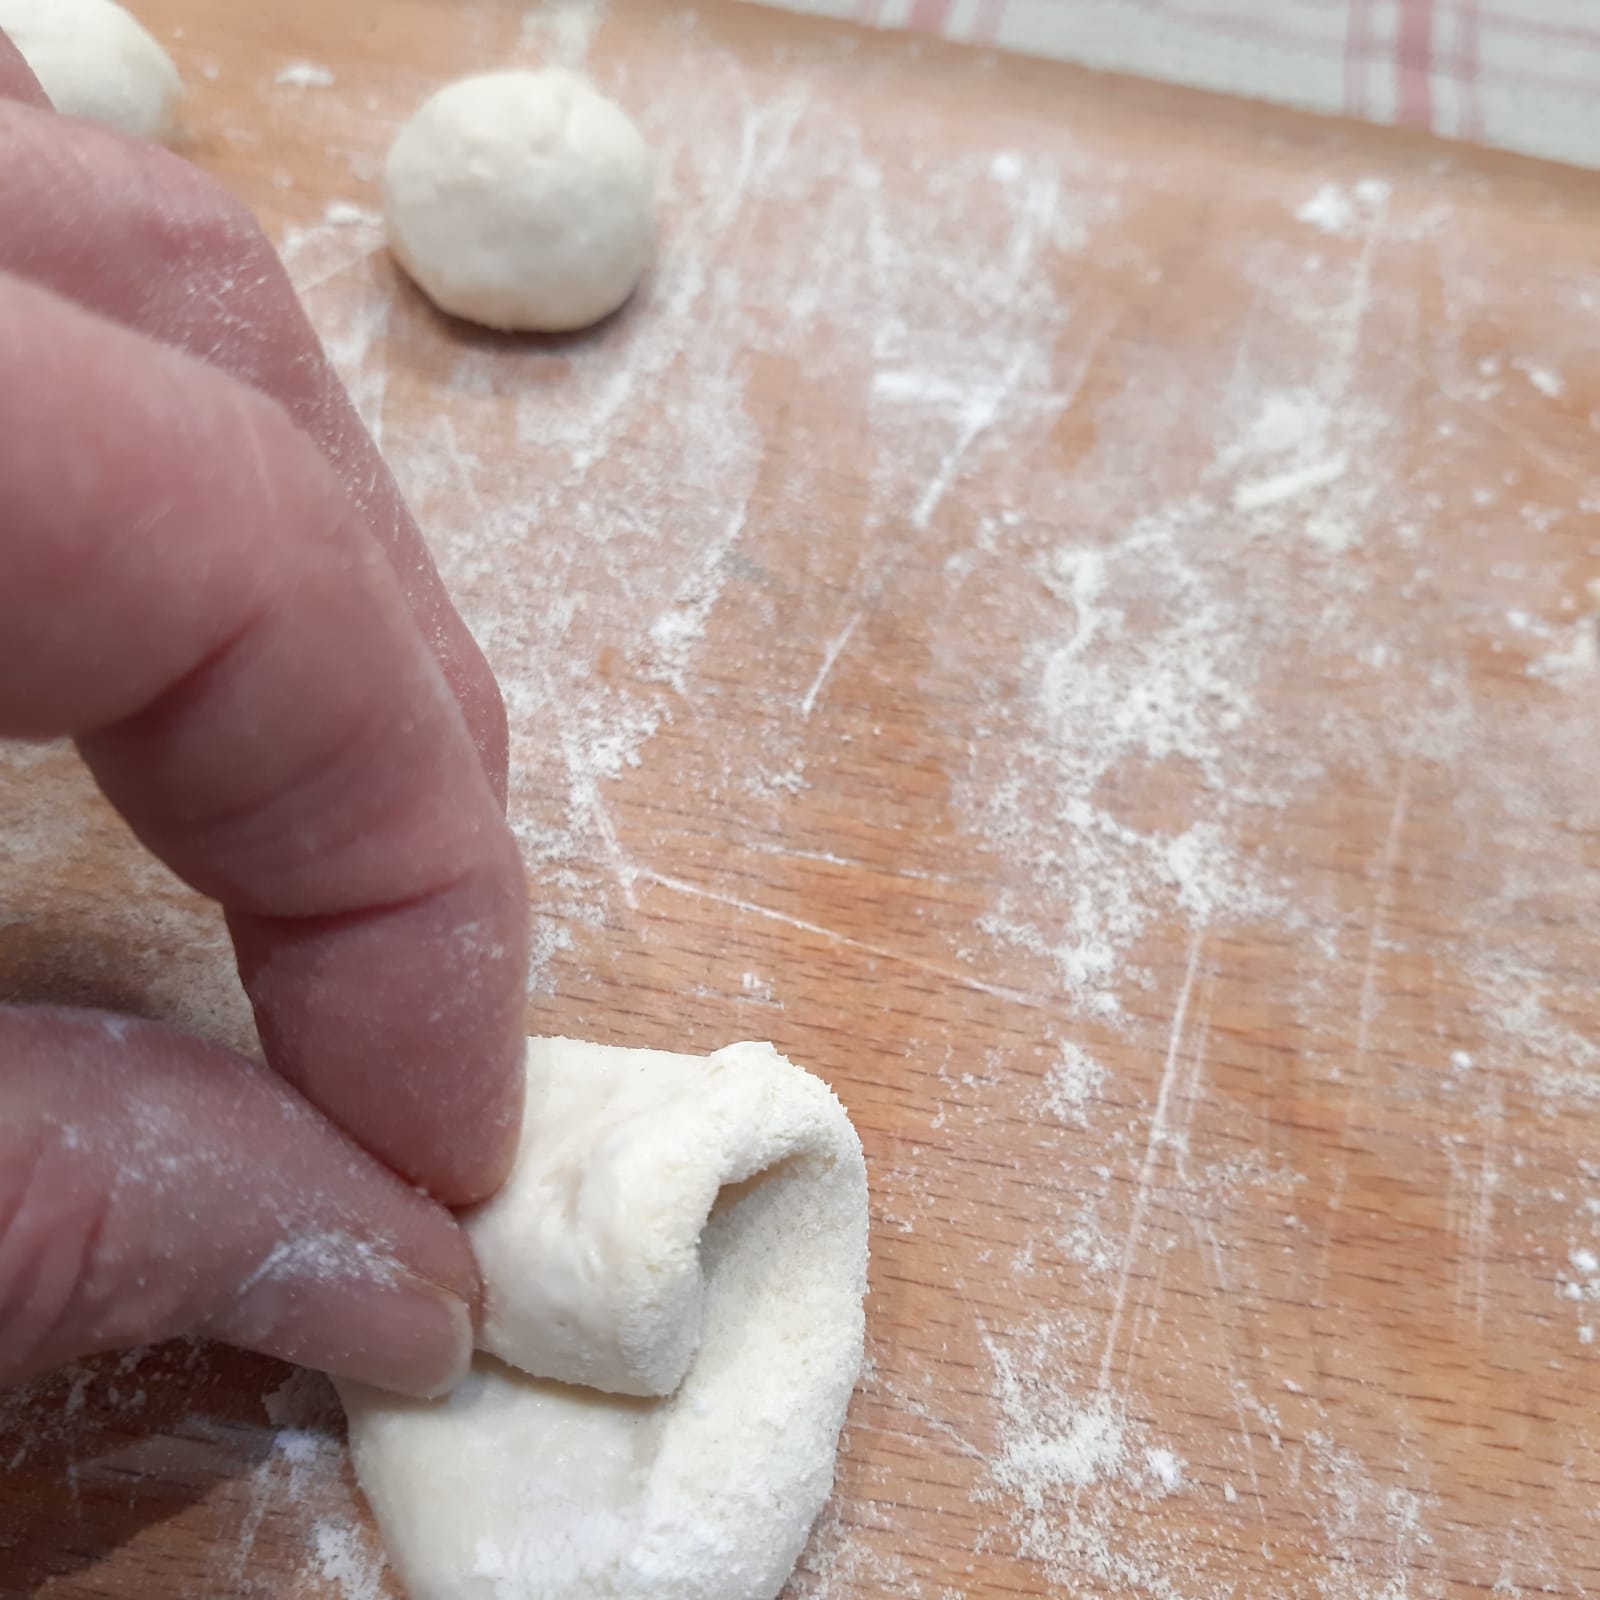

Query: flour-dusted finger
left=0, top=95, right=509, bottom=798
left=0, top=272, right=526, bottom=1206
left=0, top=1008, right=475, bottom=1397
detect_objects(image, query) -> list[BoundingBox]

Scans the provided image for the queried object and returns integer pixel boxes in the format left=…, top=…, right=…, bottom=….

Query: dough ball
left=384, top=69, right=654, bottom=334
left=0, top=0, right=182, bottom=142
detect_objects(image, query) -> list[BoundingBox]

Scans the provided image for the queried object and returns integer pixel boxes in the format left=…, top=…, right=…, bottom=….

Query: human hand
left=0, top=36, right=529, bottom=1399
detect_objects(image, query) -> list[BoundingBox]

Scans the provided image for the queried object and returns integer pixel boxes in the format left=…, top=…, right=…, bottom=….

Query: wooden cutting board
left=3, top=2, right=1599, bottom=1596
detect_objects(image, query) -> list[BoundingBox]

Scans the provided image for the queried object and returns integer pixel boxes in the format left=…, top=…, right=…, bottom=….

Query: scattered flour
left=1297, top=181, right=1356, bottom=235
left=1512, top=357, right=1566, bottom=399
left=1295, top=178, right=1388, bottom=237
left=275, top=61, right=336, bottom=89
left=323, top=200, right=376, bottom=227
left=976, top=1327, right=1209, bottom=1596
left=1041, top=1040, right=1105, bottom=1124
left=1, top=9, right=1598, bottom=1600
left=519, top=0, right=605, bottom=66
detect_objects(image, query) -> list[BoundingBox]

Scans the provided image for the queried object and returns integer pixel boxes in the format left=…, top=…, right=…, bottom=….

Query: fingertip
left=389, top=1018, right=525, bottom=1211
left=227, top=833, right=530, bottom=1215
left=220, top=1255, right=475, bottom=1401
left=430, top=1080, right=523, bottom=1211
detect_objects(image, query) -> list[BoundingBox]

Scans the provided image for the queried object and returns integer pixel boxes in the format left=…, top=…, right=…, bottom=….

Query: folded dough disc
left=339, top=1038, right=869, bottom=1600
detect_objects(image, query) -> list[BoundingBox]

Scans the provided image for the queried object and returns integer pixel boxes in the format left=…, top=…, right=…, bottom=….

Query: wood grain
left=2, top=2, right=1599, bottom=1597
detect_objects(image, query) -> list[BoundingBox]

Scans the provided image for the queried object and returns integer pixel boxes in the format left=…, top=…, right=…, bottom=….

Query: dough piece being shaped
left=339, top=1038, right=868, bottom=1600
left=0, top=0, right=182, bottom=141
left=383, top=69, right=654, bottom=333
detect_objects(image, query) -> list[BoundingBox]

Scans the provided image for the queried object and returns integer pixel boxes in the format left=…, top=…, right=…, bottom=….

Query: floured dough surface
left=383, top=69, right=654, bottom=333
left=0, top=0, right=182, bottom=141
left=339, top=1038, right=869, bottom=1600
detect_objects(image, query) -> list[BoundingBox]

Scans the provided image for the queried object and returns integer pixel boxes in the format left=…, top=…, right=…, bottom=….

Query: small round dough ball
left=0, top=0, right=182, bottom=142
left=383, top=69, right=654, bottom=334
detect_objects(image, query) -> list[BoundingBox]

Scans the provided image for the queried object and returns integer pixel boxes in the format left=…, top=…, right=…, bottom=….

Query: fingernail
left=362, top=1268, right=474, bottom=1399
left=226, top=1252, right=474, bottom=1401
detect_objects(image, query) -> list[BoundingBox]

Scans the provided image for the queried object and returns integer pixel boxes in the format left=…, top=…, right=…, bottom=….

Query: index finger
left=0, top=271, right=528, bottom=1206
left=0, top=92, right=510, bottom=801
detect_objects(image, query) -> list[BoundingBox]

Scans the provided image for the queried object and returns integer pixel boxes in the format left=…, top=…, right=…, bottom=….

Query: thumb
left=0, top=1007, right=475, bottom=1398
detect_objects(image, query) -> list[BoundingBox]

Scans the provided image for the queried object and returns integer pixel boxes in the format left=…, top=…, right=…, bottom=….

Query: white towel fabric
left=741, top=0, right=1600, bottom=171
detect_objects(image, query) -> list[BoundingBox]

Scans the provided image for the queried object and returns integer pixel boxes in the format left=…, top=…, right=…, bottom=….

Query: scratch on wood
left=1354, top=755, right=1413, bottom=1070
left=800, top=610, right=864, bottom=718
left=912, top=346, right=1029, bottom=532
left=1159, top=966, right=1274, bottom=1527
left=745, top=838, right=966, bottom=886
left=801, top=317, right=1106, bottom=721
left=1465, top=1076, right=1504, bottom=1334
left=1315, top=757, right=1412, bottom=1302
left=1095, top=925, right=1205, bottom=1394
left=572, top=755, right=639, bottom=910
left=867, top=1370, right=987, bottom=1463
left=639, top=869, right=1060, bottom=1010
left=1330, top=190, right=1389, bottom=393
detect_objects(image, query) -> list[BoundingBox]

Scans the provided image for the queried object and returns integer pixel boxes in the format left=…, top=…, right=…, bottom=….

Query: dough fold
left=339, top=1038, right=869, bottom=1600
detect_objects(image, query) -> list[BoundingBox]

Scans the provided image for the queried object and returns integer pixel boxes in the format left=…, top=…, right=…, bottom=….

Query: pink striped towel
left=745, top=0, right=1600, bottom=170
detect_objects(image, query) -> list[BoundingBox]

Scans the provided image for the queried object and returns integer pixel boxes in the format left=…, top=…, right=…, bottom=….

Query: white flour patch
left=309, top=1519, right=389, bottom=1600
left=275, top=61, right=336, bottom=89
left=1528, top=615, right=1599, bottom=684
left=955, top=506, right=1287, bottom=1013
left=1297, top=182, right=1356, bottom=235
left=1512, top=357, right=1566, bottom=399
left=1041, top=1040, right=1106, bottom=1124
left=520, top=0, right=606, bottom=66
left=1145, top=1448, right=1184, bottom=1494
left=1295, top=178, right=1388, bottom=237
left=1231, top=452, right=1348, bottom=512
left=976, top=1327, right=1210, bottom=1596
left=324, top=200, right=377, bottom=227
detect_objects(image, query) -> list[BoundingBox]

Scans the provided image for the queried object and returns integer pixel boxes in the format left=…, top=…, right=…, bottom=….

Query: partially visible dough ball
left=383, top=69, right=654, bottom=334
left=0, top=0, right=182, bottom=142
